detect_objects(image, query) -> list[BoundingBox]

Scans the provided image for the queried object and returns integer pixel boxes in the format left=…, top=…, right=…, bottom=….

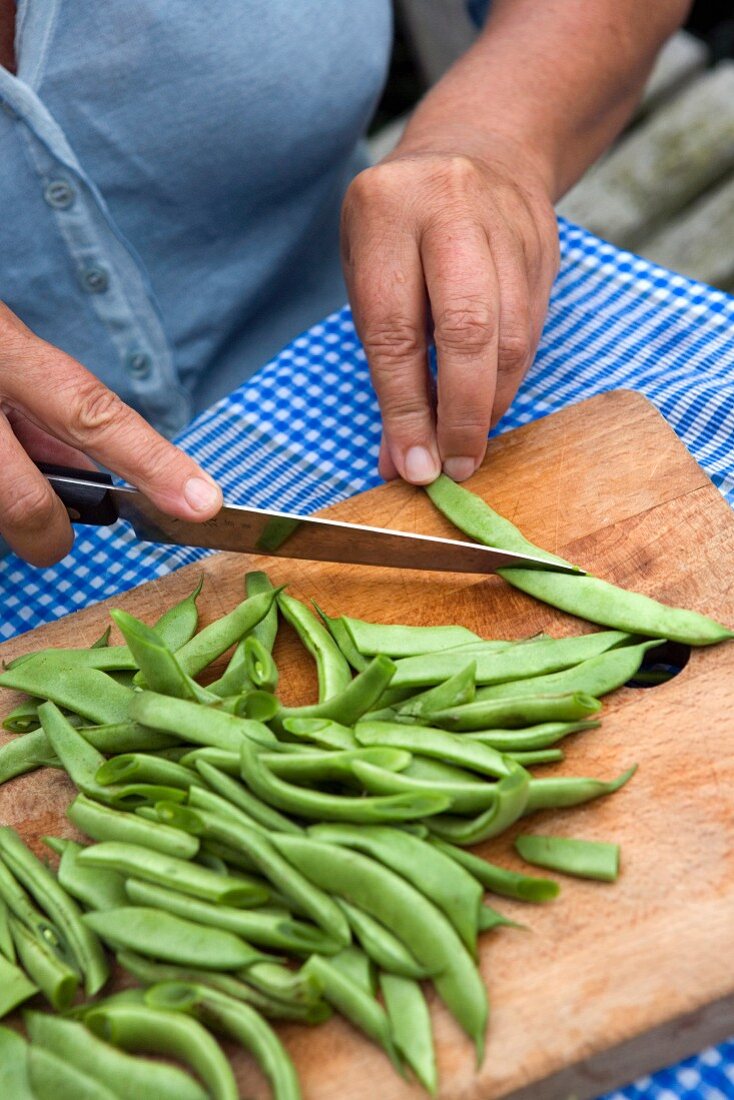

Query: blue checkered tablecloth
left=1, top=218, right=733, bottom=1096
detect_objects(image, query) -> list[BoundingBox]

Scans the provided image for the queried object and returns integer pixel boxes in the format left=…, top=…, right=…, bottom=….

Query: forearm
left=394, top=0, right=691, bottom=200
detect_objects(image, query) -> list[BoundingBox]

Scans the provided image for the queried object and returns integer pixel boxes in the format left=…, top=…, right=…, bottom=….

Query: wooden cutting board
left=1, top=389, right=733, bottom=1100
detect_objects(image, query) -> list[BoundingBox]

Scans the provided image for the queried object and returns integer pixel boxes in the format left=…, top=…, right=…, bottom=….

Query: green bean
left=335, top=898, right=436, bottom=979
left=343, top=615, right=481, bottom=657
left=315, top=605, right=369, bottom=671
left=112, top=610, right=216, bottom=703
left=83, top=905, right=266, bottom=968
left=272, top=835, right=488, bottom=1057
left=77, top=841, right=268, bottom=905
left=196, top=760, right=305, bottom=835
left=244, top=635, right=279, bottom=691
left=180, top=747, right=240, bottom=774
left=466, top=720, right=600, bottom=750
left=0, top=727, right=57, bottom=782
left=0, top=1025, right=34, bottom=1100
left=477, top=904, right=521, bottom=932
left=279, top=592, right=352, bottom=701
left=0, top=825, right=108, bottom=994
left=355, top=719, right=511, bottom=778
left=384, top=641, right=513, bottom=689
left=427, top=763, right=531, bottom=845
left=27, top=1046, right=120, bottom=1100
left=0, top=857, right=63, bottom=947
left=4, top=646, right=136, bottom=672
left=39, top=700, right=115, bottom=799
left=245, top=571, right=280, bottom=648
left=124, top=878, right=341, bottom=955
left=207, top=577, right=280, bottom=697
left=0, top=659, right=132, bottom=723
left=81, top=722, right=182, bottom=752
left=506, top=748, right=565, bottom=765
left=206, top=640, right=251, bottom=697
left=214, top=688, right=280, bottom=722
left=380, top=973, right=437, bottom=1096
left=309, top=822, right=482, bottom=955
left=46, top=836, right=129, bottom=911
left=175, top=588, right=279, bottom=677
left=154, top=574, right=205, bottom=650
left=473, top=640, right=662, bottom=704
left=303, top=954, right=400, bottom=1069
left=0, top=895, right=14, bottom=960
left=523, top=765, right=637, bottom=814
left=325, top=944, right=375, bottom=994
left=68, top=793, right=200, bottom=858
left=9, top=914, right=79, bottom=1009
left=396, top=661, right=476, bottom=716
left=146, top=981, right=302, bottom=1100
left=351, top=759, right=498, bottom=815
left=0, top=950, right=37, bottom=1016
left=108, top=783, right=189, bottom=808
left=430, top=839, right=561, bottom=902
left=96, top=752, right=201, bottom=791
left=427, top=691, right=602, bottom=731
left=2, top=698, right=43, bottom=732
left=25, top=1011, right=209, bottom=1100
left=91, top=625, right=112, bottom=648
left=239, top=739, right=449, bottom=822
left=246, top=960, right=323, bottom=1005
left=515, top=834, right=621, bottom=881
left=117, top=951, right=331, bottom=1023
left=85, top=1000, right=239, bottom=1100
left=130, top=691, right=277, bottom=750
left=261, top=746, right=413, bottom=784
left=274, top=654, right=397, bottom=729
left=282, top=717, right=359, bottom=750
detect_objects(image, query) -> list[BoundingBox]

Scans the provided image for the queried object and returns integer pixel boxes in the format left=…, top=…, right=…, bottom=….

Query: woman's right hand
left=0, top=302, right=222, bottom=566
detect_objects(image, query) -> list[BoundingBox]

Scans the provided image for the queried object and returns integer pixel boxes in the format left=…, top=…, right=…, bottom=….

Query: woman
left=0, top=1, right=687, bottom=566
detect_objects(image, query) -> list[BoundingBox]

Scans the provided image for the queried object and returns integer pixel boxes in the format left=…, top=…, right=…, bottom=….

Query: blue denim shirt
left=0, top=2, right=392, bottom=434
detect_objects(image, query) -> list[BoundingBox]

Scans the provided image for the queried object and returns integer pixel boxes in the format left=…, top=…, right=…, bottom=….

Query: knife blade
left=39, top=464, right=581, bottom=576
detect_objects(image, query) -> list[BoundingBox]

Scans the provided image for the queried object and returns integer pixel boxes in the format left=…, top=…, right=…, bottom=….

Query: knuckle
left=363, top=319, right=424, bottom=366
left=440, top=407, right=490, bottom=437
left=379, top=396, right=431, bottom=430
left=435, top=302, right=494, bottom=356
left=497, top=329, right=533, bottom=376
left=67, top=382, right=125, bottom=444
left=441, top=154, right=478, bottom=189
left=2, top=478, right=60, bottom=532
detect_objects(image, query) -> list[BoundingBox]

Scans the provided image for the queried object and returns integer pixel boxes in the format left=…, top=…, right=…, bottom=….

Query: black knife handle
left=37, top=463, right=119, bottom=526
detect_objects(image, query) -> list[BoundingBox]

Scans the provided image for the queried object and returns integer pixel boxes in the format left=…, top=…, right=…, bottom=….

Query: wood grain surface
left=1, top=389, right=733, bottom=1099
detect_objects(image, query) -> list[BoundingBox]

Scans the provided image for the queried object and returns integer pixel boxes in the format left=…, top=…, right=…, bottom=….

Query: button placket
left=43, top=178, right=75, bottom=209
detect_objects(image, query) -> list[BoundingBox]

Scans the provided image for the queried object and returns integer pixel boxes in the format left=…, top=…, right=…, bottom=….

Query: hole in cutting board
left=625, top=640, right=691, bottom=688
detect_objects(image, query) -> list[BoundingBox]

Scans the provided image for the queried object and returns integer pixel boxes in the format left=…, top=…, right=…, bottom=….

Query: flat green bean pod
left=0, top=727, right=58, bottom=783
left=523, top=765, right=637, bottom=814
left=153, top=574, right=205, bottom=651
left=506, top=748, right=564, bottom=765
left=4, top=645, right=136, bottom=672
left=45, top=836, right=129, bottom=911
left=195, top=760, right=306, bottom=835
left=325, top=944, right=376, bottom=994
left=68, top=793, right=200, bottom=859
left=274, top=654, right=397, bottom=729
left=0, top=950, right=38, bottom=1017
left=25, top=1011, right=209, bottom=1100
left=0, top=659, right=133, bottom=724
left=96, top=752, right=201, bottom=791
left=335, top=899, right=436, bottom=979
left=272, top=835, right=488, bottom=1057
left=278, top=592, right=351, bottom=701
left=427, top=691, right=602, bottom=731
left=175, top=588, right=279, bottom=678
left=281, top=717, right=359, bottom=750
left=315, top=606, right=369, bottom=671
left=350, top=759, right=500, bottom=815
left=245, top=571, right=280, bottom=649
left=466, top=720, right=600, bottom=750
left=0, top=1025, right=34, bottom=1100
left=429, top=839, right=560, bottom=902
left=112, top=610, right=216, bottom=703
left=260, top=746, right=413, bottom=783
left=380, top=973, right=437, bottom=1096
left=28, top=1046, right=119, bottom=1100
left=131, top=691, right=277, bottom=750
left=0, top=857, right=63, bottom=948
left=426, top=763, right=531, bottom=846
left=396, top=661, right=477, bottom=717
left=39, top=701, right=116, bottom=800
left=343, top=615, right=482, bottom=657
left=81, top=722, right=182, bottom=753
left=515, top=834, right=620, bottom=881
left=355, top=720, right=511, bottom=778
left=9, top=914, right=79, bottom=1009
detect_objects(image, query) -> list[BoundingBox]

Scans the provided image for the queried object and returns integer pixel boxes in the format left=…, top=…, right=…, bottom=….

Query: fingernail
left=443, top=457, right=477, bottom=482
left=184, top=475, right=221, bottom=513
left=404, top=446, right=440, bottom=484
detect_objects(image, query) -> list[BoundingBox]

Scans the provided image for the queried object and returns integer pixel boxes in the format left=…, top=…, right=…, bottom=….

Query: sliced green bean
left=343, top=615, right=481, bottom=657
left=157, top=799, right=351, bottom=944
left=9, top=914, right=79, bottom=1009
left=515, top=834, right=621, bottom=881
left=282, top=717, right=359, bottom=750
left=355, top=719, right=511, bottom=778
left=196, top=760, right=306, bottom=835
left=0, top=824, right=108, bottom=995
left=523, top=765, right=637, bottom=814
left=77, top=841, right=268, bottom=905
left=384, top=641, right=513, bottom=689
left=154, top=574, right=204, bottom=651
left=380, top=973, right=437, bottom=1095
left=46, top=836, right=129, bottom=911
left=85, top=1000, right=239, bottom=1100
left=68, top=793, right=200, bottom=859
left=466, top=720, right=600, bottom=750
left=124, top=878, right=341, bottom=955
left=131, top=691, right=277, bottom=750
left=108, top=783, right=189, bottom=808
left=430, top=839, right=560, bottom=902
left=261, top=746, right=412, bottom=784
left=175, top=588, right=279, bottom=677
left=0, top=1025, right=34, bottom=1100
left=146, top=981, right=302, bottom=1100
left=28, top=1046, right=119, bottom=1100
left=4, top=646, right=136, bottom=672
left=2, top=698, right=43, bottom=732
left=26, top=1011, right=209, bottom=1100
left=396, top=661, right=476, bottom=716
left=274, top=654, right=396, bottom=729
left=336, top=898, right=436, bottom=979
left=81, top=722, right=181, bottom=752
left=474, top=640, right=662, bottom=704
left=315, top=606, right=369, bottom=671
left=309, top=821, right=482, bottom=954
left=427, top=763, right=531, bottom=845
left=273, top=835, right=488, bottom=1057
left=0, top=659, right=132, bottom=723
left=244, top=635, right=279, bottom=691
left=240, top=739, right=449, bottom=822
left=427, top=691, right=602, bottom=731
left=0, top=857, right=63, bottom=947
left=96, top=752, right=200, bottom=791
left=112, top=610, right=216, bottom=703
left=245, top=960, right=323, bottom=1005
left=0, top=727, right=57, bottom=783
left=0, top=950, right=37, bottom=1016
left=303, top=954, right=399, bottom=1068
left=279, top=592, right=351, bottom=701
left=39, top=700, right=115, bottom=799
left=214, top=688, right=280, bottom=722
left=83, top=905, right=266, bottom=968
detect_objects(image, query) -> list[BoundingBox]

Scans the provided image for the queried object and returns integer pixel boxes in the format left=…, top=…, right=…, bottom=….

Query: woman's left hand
left=340, top=140, right=559, bottom=484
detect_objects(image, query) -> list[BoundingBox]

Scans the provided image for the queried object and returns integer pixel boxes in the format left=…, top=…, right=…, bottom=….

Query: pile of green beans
left=0, top=479, right=730, bottom=1100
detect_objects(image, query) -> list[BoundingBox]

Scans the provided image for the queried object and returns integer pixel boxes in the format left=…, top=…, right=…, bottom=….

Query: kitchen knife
left=37, top=464, right=581, bottom=576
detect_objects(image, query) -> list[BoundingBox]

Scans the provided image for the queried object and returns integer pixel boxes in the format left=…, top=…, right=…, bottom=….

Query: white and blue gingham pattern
left=1, top=218, right=733, bottom=1095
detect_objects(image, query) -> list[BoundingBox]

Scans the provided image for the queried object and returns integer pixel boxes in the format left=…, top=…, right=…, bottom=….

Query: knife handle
left=37, top=463, right=119, bottom=526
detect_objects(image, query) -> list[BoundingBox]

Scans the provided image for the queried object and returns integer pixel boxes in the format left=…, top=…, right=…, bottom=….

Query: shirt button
left=126, top=351, right=152, bottom=378
left=80, top=266, right=109, bottom=294
left=43, top=179, right=76, bottom=209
